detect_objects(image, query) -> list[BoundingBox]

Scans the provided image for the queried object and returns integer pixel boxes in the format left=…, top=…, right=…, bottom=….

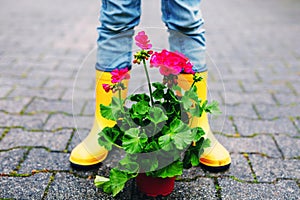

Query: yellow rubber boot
left=69, top=70, right=128, bottom=167
left=178, top=72, right=231, bottom=171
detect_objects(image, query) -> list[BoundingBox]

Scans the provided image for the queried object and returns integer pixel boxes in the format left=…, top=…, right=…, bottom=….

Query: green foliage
left=95, top=61, right=220, bottom=197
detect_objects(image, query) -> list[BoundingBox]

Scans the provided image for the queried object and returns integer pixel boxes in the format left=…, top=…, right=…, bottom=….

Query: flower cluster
left=135, top=31, right=152, bottom=50
left=150, top=50, right=194, bottom=75
left=102, top=68, right=130, bottom=93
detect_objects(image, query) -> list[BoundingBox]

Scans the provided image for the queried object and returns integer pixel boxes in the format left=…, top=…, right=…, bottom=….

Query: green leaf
left=173, top=130, right=193, bottom=150
left=153, top=160, right=183, bottom=178
left=139, top=155, right=159, bottom=173
left=158, top=134, right=172, bottom=150
left=181, top=94, right=193, bottom=110
left=152, top=82, right=166, bottom=100
left=152, top=82, right=166, bottom=90
left=144, top=140, right=160, bottom=152
left=100, top=97, right=123, bottom=120
left=118, top=155, right=139, bottom=174
left=98, top=126, right=122, bottom=151
left=191, top=127, right=205, bottom=141
left=190, top=154, right=200, bottom=166
left=94, top=176, right=110, bottom=188
left=122, top=128, right=148, bottom=154
left=204, top=100, right=222, bottom=115
left=169, top=119, right=192, bottom=150
left=147, top=106, right=168, bottom=125
left=109, top=168, right=136, bottom=197
left=189, top=103, right=203, bottom=117
left=132, top=100, right=149, bottom=115
left=164, top=88, right=179, bottom=102
left=130, top=93, right=150, bottom=102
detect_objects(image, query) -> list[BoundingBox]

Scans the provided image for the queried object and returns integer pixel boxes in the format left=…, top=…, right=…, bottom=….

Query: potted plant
left=94, top=31, right=220, bottom=197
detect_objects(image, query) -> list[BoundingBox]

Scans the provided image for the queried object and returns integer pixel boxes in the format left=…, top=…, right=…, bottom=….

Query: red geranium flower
left=102, top=84, right=111, bottom=93
left=111, top=68, right=130, bottom=83
left=150, top=49, right=194, bottom=76
left=135, top=31, right=152, bottom=50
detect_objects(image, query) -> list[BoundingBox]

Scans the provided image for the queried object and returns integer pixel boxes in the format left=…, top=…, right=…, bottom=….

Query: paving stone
left=242, top=80, right=291, bottom=93
left=219, top=103, right=258, bottom=119
left=275, top=135, right=300, bottom=158
left=208, top=81, right=243, bottom=93
left=45, top=172, right=132, bottom=200
left=0, top=129, right=72, bottom=151
left=68, top=129, right=89, bottom=152
left=219, top=178, right=300, bottom=200
left=81, top=99, right=96, bottom=116
left=27, top=68, right=74, bottom=79
left=0, top=76, right=48, bottom=88
left=0, top=85, right=13, bottom=98
left=234, top=117, right=298, bottom=136
left=291, top=82, right=300, bottom=95
left=256, top=104, right=300, bottom=119
left=0, top=112, right=48, bottom=130
left=18, top=148, right=70, bottom=174
left=44, top=114, right=93, bottom=130
left=44, top=77, right=93, bottom=90
left=274, top=93, right=300, bottom=105
left=249, top=154, right=300, bottom=182
left=0, top=173, right=50, bottom=199
left=0, top=97, right=32, bottom=113
left=221, top=92, right=275, bottom=105
left=210, top=116, right=236, bottom=135
left=216, top=134, right=282, bottom=158
left=0, top=148, right=27, bottom=174
left=25, top=98, right=84, bottom=115
left=61, top=88, right=94, bottom=101
left=131, top=177, right=217, bottom=200
left=8, top=87, right=65, bottom=99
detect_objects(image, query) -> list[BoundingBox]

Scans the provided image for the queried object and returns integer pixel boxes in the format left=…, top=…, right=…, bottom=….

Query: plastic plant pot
left=136, top=173, right=176, bottom=197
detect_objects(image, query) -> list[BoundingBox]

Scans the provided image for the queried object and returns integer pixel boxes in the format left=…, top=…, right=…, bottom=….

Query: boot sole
left=70, top=161, right=102, bottom=170
left=200, top=163, right=231, bottom=172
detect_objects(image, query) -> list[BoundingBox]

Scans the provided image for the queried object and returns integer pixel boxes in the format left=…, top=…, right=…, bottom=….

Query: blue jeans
left=96, top=0, right=206, bottom=72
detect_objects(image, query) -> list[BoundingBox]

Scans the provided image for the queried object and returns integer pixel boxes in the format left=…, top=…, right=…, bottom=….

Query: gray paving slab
left=8, top=87, right=65, bottom=100
left=0, top=129, right=72, bottom=151
left=219, top=178, right=300, bottom=200
left=234, top=117, right=298, bottom=136
left=0, top=148, right=27, bottom=174
left=249, top=154, right=300, bottom=182
left=210, top=116, right=236, bottom=135
left=221, top=92, right=276, bottom=106
left=0, top=173, right=51, bottom=199
left=18, top=148, right=70, bottom=174
left=131, top=177, right=218, bottom=200
left=0, top=85, right=13, bottom=98
left=274, top=135, right=300, bottom=159
left=256, top=104, right=300, bottom=120
left=0, top=112, right=48, bottom=130
left=45, top=172, right=132, bottom=200
left=217, top=104, right=258, bottom=119
left=274, top=93, right=300, bottom=105
left=0, top=97, right=32, bottom=113
left=44, top=114, right=93, bottom=130
left=216, top=134, right=282, bottom=158
left=25, top=98, right=85, bottom=115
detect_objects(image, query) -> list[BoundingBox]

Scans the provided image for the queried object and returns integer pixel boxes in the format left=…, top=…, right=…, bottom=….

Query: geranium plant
left=94, top=31, right=220, bottom=196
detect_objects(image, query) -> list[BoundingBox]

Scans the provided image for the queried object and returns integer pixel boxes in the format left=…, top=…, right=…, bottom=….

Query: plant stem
left=190, top=81, right=196, bottom=91
left=142, top=59, right=154, bottom=105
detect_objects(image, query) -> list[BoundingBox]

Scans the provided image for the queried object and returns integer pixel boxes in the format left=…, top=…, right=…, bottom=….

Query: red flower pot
left=136, top=173, right=176, bottom=197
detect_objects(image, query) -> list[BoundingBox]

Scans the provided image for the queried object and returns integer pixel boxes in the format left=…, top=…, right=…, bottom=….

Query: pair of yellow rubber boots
left=69, top=70, right=231, bottom=171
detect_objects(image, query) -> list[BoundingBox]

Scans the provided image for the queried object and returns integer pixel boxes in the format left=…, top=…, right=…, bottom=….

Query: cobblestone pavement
left=0, top=0, right=299, bottom=199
